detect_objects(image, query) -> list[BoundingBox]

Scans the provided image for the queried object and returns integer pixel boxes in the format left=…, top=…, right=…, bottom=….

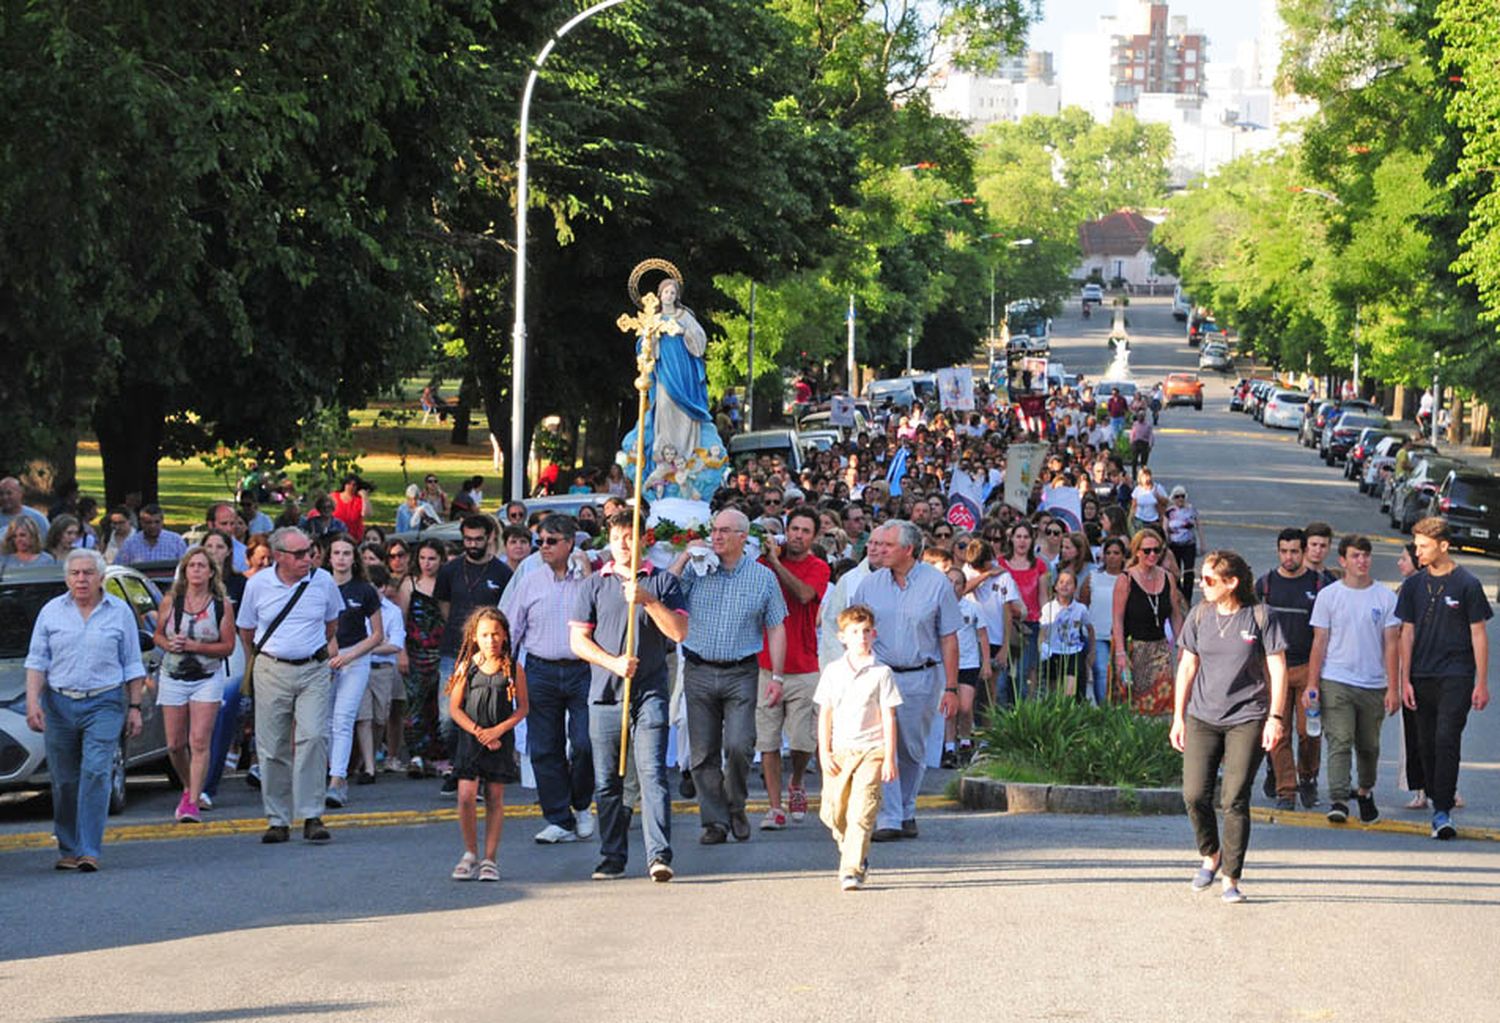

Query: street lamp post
left=510, top=0, right=631, bottom=502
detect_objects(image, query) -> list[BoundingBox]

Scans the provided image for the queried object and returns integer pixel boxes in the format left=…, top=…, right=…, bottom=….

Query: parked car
left=1248, top=381, right=1276, bottom=421
left=1380, top=442, right=1440, bottom=511
left=1262, top=390, right=1309, bottom=430
left=1343, top=428, right=1402, bottom=482
left=1172, top=285, right=1191, bottom=321
left=392, top=492, right=621, bottom=544
left=1081, top=282, right=1104, bottom=305
left=1199, top=341, right=1233, bottom=373
left=1301, top=400, right=1336, bottom=446
left=796, top=407, right=869, bottom=441
left=1187, top=308, right=1218, bottom=347
left=1228, top=378, right=1250, bottom=411
left=1390, top=455, right=1467, bottom=532
left=1357, top=435, right=1405, bottom=494
left=798, top=429, right=842, bottom=456
left=0, top=564, right=171, bottom=812
left=864, top=377, right=917, bottom=410
left=1321, top=413, right=1390, bottom=465
left=729, top=428, right=803, bottom=476
left=1163, top=373, right=1204, bottom=409
left=1434, top=470, right=1500, bottom=555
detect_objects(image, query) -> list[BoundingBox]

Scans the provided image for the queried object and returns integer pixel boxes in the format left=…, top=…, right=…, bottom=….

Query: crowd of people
left=11, top=372, right=1493, bottom=896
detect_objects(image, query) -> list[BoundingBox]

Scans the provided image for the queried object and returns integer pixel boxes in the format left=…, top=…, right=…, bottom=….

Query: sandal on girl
left=1404, top=792, right=1428, bottom=810
left=477, top=859, right=500, bottom=882
left=451, top=852, right=478, bottom=881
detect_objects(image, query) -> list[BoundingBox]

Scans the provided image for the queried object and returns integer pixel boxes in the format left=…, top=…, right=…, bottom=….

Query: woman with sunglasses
left=999, top=522, right=1050, bottom=702
left=1112, top=529, right=1184, bottom=716
left=1172, top=550, right=1287, bottom=903
left=1034, top=517, right=1065, bottom=571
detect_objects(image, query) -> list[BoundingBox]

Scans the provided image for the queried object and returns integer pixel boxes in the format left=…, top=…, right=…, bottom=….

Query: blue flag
left=886, top=446, right=909, bottom=497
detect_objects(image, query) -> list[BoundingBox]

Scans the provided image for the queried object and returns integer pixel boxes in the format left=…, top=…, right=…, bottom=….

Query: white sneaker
left=534, top=823, right=579, bottom=844
left=574, top=809, right=597, bottom=839
left=197, top=792, right=214, bottom=811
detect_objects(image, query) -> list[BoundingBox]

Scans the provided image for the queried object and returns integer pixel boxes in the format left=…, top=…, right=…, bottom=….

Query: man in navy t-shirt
left=1394, top=517, right=1492, bottom=840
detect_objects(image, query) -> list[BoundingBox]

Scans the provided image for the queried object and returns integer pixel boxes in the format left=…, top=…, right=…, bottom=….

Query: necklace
left=1138, top=569, right=1163, bottom=621
left=1212, top=605, right=1237, bottom=639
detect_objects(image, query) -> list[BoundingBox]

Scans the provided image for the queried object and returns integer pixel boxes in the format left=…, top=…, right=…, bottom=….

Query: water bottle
left=1305, top=689, right=1322, bottom=738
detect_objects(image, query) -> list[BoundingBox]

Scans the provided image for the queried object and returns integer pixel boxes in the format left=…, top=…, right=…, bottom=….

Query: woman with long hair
left=1057, top=531, right=1094, bottom=606
left=1087, top=538, right=1128, bottom=705
left=244, top=533, right=273, bottom=575
left=999, top=521, right=1050, bottom=701
left=44, top=514, right=82, bottom=562
left=399, top=539, right=448, bottom=775
left=198, top=528, right=248, bottom=810
left=323, top=535, right=385, bottom=809
left=1112, top=528, right=1184, bottom=716
left=1172, top=550, right=1288, bottom=903
left=153, top=546, right=236, bottom=822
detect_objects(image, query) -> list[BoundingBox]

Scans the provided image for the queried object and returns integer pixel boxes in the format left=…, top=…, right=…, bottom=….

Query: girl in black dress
left=446, top=608, right=528, bottom=882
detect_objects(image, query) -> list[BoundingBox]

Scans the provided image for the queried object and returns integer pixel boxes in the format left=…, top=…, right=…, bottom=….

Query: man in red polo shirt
left=756, top=505, right=831, bottom=829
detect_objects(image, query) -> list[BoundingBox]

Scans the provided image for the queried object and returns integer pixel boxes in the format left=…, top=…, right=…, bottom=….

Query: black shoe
left=1298, top=779, right=1319, bottom=809
left=678, top=769, right=696, bottom=799
left=957, top=742, right=975, bottom=766
left=1326, top=801, right=1348, bottom=824
left=871, top=828, right=902, bottom=843
left=648, top=858, right=674, bottom=883
left=900, top=818, right=919, bottom=839
left=261, top=825, right=290, bottom=844
left=303, top=817, right=331, bottom=843
left=1356, top=792, right=1380, bottom=824
left=1274, top=797, right=1296, bottom=811
left=729, top=810, right=751, bottom=842
left=355, top=771, right=376, bottom=785
left=439, top=773, right=458, bottom=797
left=699, top=825, right=728, bottom=845
left=591, top=859, right=626, bottom=880
left=940, top=749, right=958, bottom=770
left=246, top=766, right=262, bottom=790
left=1261, top=764, right=1276, bottom=799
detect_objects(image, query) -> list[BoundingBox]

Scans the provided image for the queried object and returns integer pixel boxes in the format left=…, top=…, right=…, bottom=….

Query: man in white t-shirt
left=1305, top=534, right=1400, bottom=826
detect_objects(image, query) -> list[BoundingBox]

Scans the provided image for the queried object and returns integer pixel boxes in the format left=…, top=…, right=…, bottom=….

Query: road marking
left=1199, top=518, right=1406, bottom=547
left=0, top=796, right=960, bottom=853
left=1250, top=805, right=1500, bottom=841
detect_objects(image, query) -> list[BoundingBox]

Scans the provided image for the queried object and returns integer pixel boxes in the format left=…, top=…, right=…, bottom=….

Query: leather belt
left=52, top=683, right=123, bottom=700
left=887, top=660, right=938, bottom=673
left=260, top=650, right=329, bottom=667
left=683, top=650, right=758, bottom=669
left=527, top=655, right=586, bottom=667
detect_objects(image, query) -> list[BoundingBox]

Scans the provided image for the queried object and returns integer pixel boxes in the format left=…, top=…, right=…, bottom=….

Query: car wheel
left=108, top=738, right=127, bottom=815
left=1194, top=400, right=1202, bottom=410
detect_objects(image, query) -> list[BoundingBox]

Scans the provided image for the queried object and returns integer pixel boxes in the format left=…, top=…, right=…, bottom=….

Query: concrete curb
left=958, top=776, right=1181, bottom=815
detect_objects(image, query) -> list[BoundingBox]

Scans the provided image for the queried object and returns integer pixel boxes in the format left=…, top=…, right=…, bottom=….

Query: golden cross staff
left=612, top=292, right=679, bottom=775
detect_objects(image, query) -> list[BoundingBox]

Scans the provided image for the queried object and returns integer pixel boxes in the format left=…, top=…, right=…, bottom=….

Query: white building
left=927, top=52, right=1061, bottom=130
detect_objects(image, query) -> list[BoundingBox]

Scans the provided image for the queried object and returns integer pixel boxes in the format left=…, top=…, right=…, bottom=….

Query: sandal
left=451, top=852, right=478, bottom=881
left=1404, top=792, right=1428, bottom=810
left=477, top=859, right=499, bottom=882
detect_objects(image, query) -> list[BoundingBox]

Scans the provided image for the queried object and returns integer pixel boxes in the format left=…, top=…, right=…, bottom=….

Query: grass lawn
left=73, top=387, right=508, bottom=530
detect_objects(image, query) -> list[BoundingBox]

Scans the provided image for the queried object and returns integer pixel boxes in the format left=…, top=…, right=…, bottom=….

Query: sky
left=1028, top=0, right=1262, bottom=71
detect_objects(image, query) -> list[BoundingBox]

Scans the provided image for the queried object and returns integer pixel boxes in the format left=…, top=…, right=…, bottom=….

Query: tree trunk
left=93, top=389, right=164, bottom=510
left=449, top=367, right=476, bottom=447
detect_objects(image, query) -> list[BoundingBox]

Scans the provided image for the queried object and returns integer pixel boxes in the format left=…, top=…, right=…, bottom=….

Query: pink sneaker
left=175, top=793, right=200, bottom=824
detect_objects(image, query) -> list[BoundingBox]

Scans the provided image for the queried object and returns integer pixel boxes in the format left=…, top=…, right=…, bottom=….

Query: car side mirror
left=139, top=629, right=155, bottom=654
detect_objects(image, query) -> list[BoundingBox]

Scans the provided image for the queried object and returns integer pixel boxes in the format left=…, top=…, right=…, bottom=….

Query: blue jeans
left=43, top=687, right=125, bottom=860
left=1092, top=639, right=1112, bottom=705
left=589, top=690, right=671, bottom=868
left=525, top=656, right=594, bottom=828
left=203, top=671, right=245, bottom=799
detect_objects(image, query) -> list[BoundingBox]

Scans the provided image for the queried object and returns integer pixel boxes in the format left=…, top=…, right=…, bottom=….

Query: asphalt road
left=4, top=297, right=1500, bottom=1023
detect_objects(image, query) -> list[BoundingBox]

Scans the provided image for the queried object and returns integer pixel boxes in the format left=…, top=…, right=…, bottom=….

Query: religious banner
left=828, top=393, right=856, bottom=427
left=936, top=367, right=974, bottom=410
left=945, top=493, right=982, bottom=532
left=1039, top=485, right=1083, bottom=532
left=1003, top=442, right=1045, bottom=512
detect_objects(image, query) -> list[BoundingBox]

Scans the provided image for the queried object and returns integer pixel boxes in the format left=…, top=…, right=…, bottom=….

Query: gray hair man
left=236, top=526, right=345, bottom=844
left=670, top=509, right=788, bottom=844
left=24, top=550, right=146, bottom=870
left=854, top=520, right=959, bottom=842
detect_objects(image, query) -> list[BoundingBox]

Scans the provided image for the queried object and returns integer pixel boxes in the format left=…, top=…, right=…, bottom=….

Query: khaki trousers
left=820, top=746, right=885, bottom=880
left=254, top=657, right=332, bottom=826
left=1271, top=663, right=1321, bottom=796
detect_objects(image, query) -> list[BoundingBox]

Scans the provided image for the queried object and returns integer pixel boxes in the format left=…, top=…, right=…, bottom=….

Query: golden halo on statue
left=627, top=258, right=684, bottom=309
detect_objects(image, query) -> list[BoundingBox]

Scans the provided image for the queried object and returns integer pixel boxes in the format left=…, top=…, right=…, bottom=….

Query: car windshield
left=1337, top=415, right=1383, bottom=431
left=1276, top=392, right=1307, bottom=402
left=1451, top=477, right=1500, bottom=505
left=0, top=580, right=66, bottom=659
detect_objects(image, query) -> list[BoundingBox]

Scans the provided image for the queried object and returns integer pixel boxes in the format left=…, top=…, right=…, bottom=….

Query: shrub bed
left=971, top=695, right=1181, bottom=789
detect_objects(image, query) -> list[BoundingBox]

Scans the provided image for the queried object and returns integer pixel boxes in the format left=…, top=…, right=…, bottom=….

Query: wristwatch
left=771, top=674, right=785, bottom=683
left=129, top=703, right=142, bottom=710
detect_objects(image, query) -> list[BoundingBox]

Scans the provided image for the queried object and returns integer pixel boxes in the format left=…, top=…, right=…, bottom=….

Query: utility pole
left=906, top=328, right=914, bottom=374
left=846, top=294, right=856, bottom=394
left=745, top=281, right=756, bottom=432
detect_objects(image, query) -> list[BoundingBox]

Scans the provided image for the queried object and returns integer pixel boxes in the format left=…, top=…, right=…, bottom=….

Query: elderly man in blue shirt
left=25, top=549, right=147, bottom=871
left=671, top=508, right=787, bottom=844
left=855, top=520, right=960, bottom=842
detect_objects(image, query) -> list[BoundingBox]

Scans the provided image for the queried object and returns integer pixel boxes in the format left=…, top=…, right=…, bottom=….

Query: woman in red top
left=1000, top=521, right=1051, bottom=701
left=331, top=474, right=370, bottom=539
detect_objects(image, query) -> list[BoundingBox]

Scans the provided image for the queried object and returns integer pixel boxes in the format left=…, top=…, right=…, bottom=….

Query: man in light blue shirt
left=671, top=509, right=787, bottom=844
left=114, top=504, right=187, bottom=566
left=855, top=520, right=959, bottom=841
left=25, top=550, right=147, bottom=869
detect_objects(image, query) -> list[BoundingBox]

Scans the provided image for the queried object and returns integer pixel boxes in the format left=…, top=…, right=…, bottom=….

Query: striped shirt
left=25, top=592, right=146, bottom=691
left=114, top=529, right=188, bottom=566
left=679, top=555, right=787, bottom=662
left=501, top=562, right=590, bottom=661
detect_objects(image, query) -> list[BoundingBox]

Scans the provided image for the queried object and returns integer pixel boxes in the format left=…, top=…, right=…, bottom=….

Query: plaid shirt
left=679, top=555, right=787, bottom=662
left=501, top=562, right=589, bottom=661
left=114, top=529, right=187, bottom=566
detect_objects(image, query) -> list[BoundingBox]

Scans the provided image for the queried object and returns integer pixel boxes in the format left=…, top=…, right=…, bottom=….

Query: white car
left=1261, top=390, right=1308, bottom=430
left=1081, top=283, right=1104, bottom=304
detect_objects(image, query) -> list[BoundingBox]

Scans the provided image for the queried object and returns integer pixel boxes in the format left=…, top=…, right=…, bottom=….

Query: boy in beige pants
left=815, top=604, right=901, bottom=891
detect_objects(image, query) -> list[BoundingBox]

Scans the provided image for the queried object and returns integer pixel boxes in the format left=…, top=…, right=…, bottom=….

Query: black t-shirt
left=1395, top=565, right=1493, bottom=678
left=1181, top=603, right=1287, bottom=727
left=335, top=579, right=381, bottom=649
left=1256, top=570, right=1329, bottom=666
left=434, top=556, right=513, bottom=656
left=571, top=567, right=687, bottom=703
